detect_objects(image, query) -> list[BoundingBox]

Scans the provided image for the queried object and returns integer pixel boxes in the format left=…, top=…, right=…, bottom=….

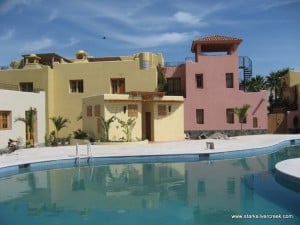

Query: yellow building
left=0, top=51, right=184, bottom=141
left=82, top=92, right=184, bottom=142
left=268, top=69, right=300, bottom=133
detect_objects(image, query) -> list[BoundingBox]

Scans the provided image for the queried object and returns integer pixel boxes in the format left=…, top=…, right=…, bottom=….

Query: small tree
left=15, top=107, right=36, bottom=146
left=49, top=116, right=70, bottom=140
left=233, top=104, right=250, bottom=135
left=117, top=118, right=136, bottom=142
left=100, top=115, right=116, bottom=142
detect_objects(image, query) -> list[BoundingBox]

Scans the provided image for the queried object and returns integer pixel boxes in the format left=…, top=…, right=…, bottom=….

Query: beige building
left=82, top=92, right=184, bottom=142
left=0, top=51, right=184, bottom=141
left=0, top=89, right=46, bottom=148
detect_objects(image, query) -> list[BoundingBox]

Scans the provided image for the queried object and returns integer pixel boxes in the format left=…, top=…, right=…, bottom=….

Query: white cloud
left=0, top=29, right=15, bottom=40
left=114, top=31, right=200, bottom=48
left=173, top=11, right=204, bottom=26
left=21, top=37, right=54, bottom=52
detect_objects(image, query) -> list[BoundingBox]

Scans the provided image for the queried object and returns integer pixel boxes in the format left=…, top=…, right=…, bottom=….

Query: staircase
left=239, top=56, right=252, bottom=81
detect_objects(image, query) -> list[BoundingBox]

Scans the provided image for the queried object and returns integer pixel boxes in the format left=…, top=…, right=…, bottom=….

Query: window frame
left=111, top=78, right=125, bottom=94
left=0, top=111, right=11, bottom=130
left=226, top=108, right=234, bottom=124
left=196, top=109, right=204, bottom=124
left=86, top=105, right=93, bottom=117
left=195, top=74, right=204, bottom=89
left=70, top=80, right=84, bottom=93
left=158, top=104, right=167, bottom=116
left=226, top=73, right=234, bottom=88
left=128, top=104, right=138, bottom=117
left=167, top=77, right=181, bottom=95
left=19, top=82, right=33, bottom=92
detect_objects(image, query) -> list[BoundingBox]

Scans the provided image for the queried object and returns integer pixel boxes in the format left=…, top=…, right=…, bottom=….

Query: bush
left=73, top=129, right=89, bottom=139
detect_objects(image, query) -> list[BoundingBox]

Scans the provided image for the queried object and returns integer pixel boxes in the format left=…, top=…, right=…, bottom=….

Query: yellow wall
left=0, top=52, right=163, bottom=138
left=82, top=94, right=143, bottom=141
left=82, top=94, right=185, bottom=142
left=153, top=97, right=185, bottom=141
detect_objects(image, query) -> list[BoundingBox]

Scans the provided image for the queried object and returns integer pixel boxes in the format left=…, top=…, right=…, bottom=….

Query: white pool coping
left=0, top=134, right=300, bottom=170
left=276, top=158, right=300, bottom=179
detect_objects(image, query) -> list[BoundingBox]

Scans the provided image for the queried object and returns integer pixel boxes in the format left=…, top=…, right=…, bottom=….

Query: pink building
left=165, top=35, right=268, bottom=138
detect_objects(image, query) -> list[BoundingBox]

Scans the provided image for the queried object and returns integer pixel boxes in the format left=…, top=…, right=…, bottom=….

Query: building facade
left=164, top=35, right=268, bottom=138
left=0, top=89, right=45, bottom=148
left=82, top=92, right=184, bottom=142
left=0, top=51, right=166, bottom=139
left=268, top=70, right=300, bottom=133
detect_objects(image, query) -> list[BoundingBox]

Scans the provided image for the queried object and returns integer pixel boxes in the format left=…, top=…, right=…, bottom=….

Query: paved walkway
left=1, top=134, right=300, bottom=169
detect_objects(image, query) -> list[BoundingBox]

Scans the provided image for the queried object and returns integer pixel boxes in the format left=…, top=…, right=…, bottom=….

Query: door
left=145, top=112, right=152, bottom=141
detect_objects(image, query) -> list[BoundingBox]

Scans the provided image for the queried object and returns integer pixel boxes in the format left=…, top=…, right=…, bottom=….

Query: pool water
left=0, top=146, right=300, bottom=225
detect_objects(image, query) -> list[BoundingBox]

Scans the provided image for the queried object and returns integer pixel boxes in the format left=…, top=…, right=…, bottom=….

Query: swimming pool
left=0, top=145, right=299, bottom=225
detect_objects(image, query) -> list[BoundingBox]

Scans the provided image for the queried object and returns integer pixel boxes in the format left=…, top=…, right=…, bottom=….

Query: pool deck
left=0, top=134, right=300, bottom=170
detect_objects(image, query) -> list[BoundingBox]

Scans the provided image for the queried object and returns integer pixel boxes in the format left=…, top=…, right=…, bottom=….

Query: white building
left=0, top=89, right=46, bottom=149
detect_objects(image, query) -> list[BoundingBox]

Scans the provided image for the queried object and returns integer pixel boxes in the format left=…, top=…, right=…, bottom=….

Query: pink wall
left=165, top=49, right=268, bottom=132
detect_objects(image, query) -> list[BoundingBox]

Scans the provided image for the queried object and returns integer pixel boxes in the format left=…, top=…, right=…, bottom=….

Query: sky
left=0, top=0, right=300, bottom=76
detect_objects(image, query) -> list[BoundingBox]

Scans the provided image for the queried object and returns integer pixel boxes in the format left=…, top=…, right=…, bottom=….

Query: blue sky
left=0, top=0, right=299, bottom=76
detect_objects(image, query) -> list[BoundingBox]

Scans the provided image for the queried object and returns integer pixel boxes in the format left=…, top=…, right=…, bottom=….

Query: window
left=0, top=111, right=11, bottom=130
left=226, top=73, right=234, bottom=88
left=158, top=105, right=167, bottom=116
left=87, top=105, right=92, bottom=117
left=19, top=82, right=33, bottom=92
left=253, top=117, right=258, bottom=128
left=226, top=108, right=234, bottom=123
left=94, top=105, right=100, bottom=117
left=128, top=104, right=138, bottom=117
left=167, top=78, right=181, bottom=95
left=196, top=109, right=204, bottom=124
left=70, top=80, right=84, bottom=93
left=111, top=78, right=125, bottom=94
left=195, top=74, right=203, bottom=88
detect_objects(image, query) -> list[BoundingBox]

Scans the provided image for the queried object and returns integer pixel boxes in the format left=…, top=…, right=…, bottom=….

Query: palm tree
left=15, top=107, right=36, bottom=146
left=49, top=116, right=70, bottom=139
left=266, top=68, right=289, bottom=108
left=233, top=104, right=250, bottom=135
left=241, top=75, right=267, bottom=92
left=100, top=115, right=116, bottom=142
left=117, top=118, right=136, bottom=142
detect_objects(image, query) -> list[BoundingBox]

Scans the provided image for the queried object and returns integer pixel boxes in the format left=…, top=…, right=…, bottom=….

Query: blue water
left=0, top=146, right=300, bottom=225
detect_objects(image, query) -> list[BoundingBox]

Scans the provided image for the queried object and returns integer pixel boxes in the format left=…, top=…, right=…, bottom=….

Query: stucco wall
left=52, top=54, right=160, bottom=137
left=153, top=99, right=185, bottom=141
left=0, top=89, right=46, bottom=149
left=82, top=94, right=142, bottom=141
left=165, top=54, right=268, bottom=132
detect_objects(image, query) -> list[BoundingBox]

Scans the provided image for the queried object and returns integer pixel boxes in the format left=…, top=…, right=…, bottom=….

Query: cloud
left=0, top=29, right=15, bottom=40
left=114, top=31, right=200, bottom=48
left=21, top=37, right=54, bottom=52
left=261, top=0, right=300, bottom=10
left=0, top=0, right=36, bottom=15
left=173, top=11, right=207, bottom=26
left=47, top=9, right=58, bottom=22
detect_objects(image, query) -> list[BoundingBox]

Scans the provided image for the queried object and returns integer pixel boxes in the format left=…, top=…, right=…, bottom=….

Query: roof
left=191, top=34, right=242, bottom=52
left=22, top=53, right=72, bottom=67
left=194, top=34, right=242, bottom=43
